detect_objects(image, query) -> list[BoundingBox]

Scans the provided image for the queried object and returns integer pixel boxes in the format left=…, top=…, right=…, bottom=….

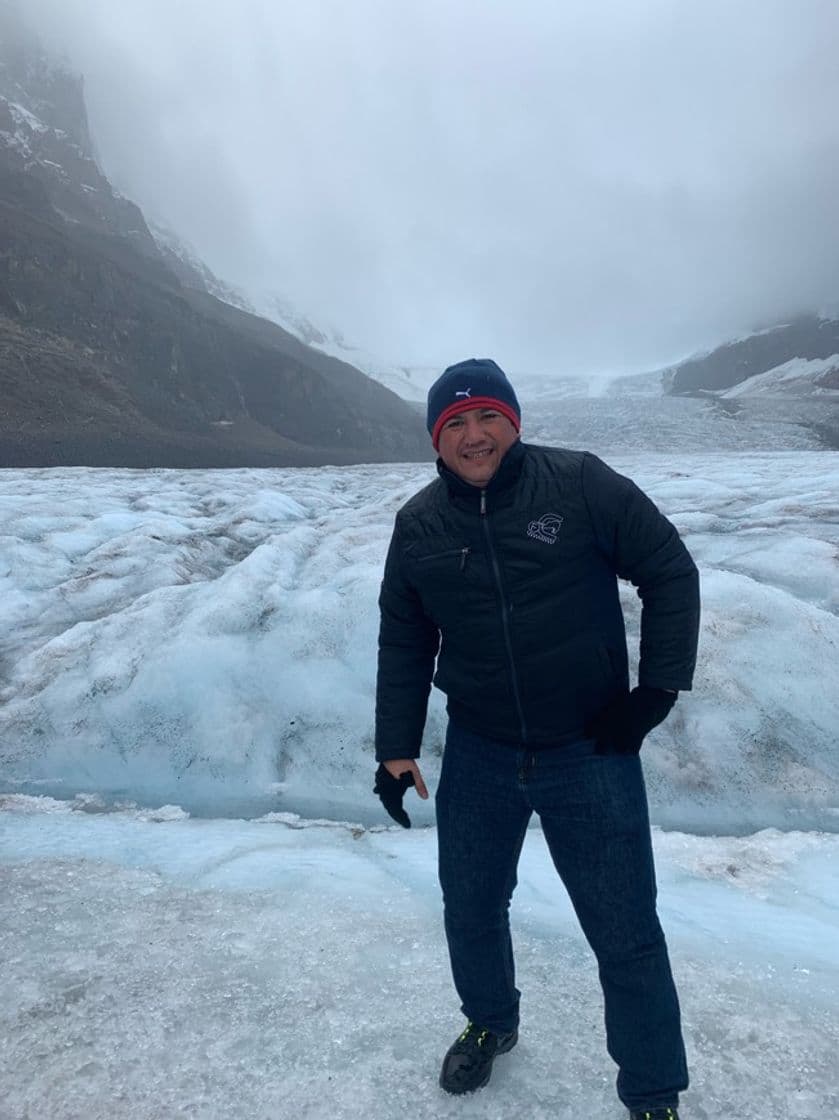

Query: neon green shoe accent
left=457, top=1022, right=491, bottom=1048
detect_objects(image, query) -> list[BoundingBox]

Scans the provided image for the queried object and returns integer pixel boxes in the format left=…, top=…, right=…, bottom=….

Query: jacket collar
left=437, top=438, right=526, bottom=509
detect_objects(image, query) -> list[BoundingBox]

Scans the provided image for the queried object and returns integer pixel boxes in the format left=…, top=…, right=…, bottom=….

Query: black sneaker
left=439, top=1021, right=518, bottom=1094
left=629, top=1108, right=680, bottom=1120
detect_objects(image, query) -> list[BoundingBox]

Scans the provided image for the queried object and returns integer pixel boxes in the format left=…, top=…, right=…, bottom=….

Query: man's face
left=436, top=407, right=520, bottom=487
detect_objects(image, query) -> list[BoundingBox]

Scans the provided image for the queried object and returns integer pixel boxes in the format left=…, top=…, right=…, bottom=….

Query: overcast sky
left=23, top=0, right=839, bottom=376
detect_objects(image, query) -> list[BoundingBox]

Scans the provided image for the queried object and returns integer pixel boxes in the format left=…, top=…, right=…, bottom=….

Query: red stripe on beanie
left=432, top=397, right=521, bottom=449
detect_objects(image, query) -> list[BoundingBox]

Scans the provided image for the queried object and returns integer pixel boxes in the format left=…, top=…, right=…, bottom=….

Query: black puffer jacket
left=375, top=441, right=700, bottom=761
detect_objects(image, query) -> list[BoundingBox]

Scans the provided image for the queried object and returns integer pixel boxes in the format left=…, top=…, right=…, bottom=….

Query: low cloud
left=23, top=0, right=839, bottom=375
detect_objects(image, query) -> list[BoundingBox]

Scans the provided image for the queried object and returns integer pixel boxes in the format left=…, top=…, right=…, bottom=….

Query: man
left=374, top=358, right=699, bottom=1120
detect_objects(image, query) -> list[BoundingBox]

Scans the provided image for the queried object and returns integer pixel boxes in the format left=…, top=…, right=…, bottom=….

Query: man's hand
left=373, top=759, right=429, bottom=828
left=585, top=686, right=678, bottom=755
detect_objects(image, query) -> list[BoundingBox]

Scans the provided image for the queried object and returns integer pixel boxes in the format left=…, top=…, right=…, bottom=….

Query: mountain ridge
left=0, top=3, right=429, bottom=467
left=664, top=314, right=839, bottom=396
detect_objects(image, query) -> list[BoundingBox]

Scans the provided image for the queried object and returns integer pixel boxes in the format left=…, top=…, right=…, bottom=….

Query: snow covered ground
left=1, top=448, right=838, bottom=1117
left=1, top=453, right=837, bottom=831
left=720, top=356, right=839, bottom=398
left=0, top=798, right=836, bottom=1119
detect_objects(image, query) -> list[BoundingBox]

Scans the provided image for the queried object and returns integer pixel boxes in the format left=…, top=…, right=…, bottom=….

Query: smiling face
left=436, top=407, right=520, bottom=487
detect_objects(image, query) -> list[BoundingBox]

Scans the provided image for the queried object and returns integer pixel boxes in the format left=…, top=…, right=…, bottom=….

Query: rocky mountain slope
left=666, top=315, right=839, bottom=396
left=0, top=2, right=429, bottom=467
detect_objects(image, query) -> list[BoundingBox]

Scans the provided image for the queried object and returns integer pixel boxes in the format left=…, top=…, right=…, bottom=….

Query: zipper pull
left=480, top=490, right=486, bottom=515
left=460, top=547, right=470, bottom=572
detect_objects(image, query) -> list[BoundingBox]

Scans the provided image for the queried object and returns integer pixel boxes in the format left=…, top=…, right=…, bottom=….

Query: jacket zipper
left=480, top=489, right=528, bottom=742
left=417, top=547, right=471, bottom=571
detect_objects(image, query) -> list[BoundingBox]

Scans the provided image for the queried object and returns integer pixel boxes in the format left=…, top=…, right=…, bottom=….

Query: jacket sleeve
left=374, top=518, right=440, bottom=761
left=582, top=453, right=700, bottom=691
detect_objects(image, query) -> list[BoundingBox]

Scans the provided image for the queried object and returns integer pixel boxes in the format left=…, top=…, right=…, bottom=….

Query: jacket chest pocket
left=408, top=544, right=492, bottom=625
left=416, top=546, right=472, bottom=573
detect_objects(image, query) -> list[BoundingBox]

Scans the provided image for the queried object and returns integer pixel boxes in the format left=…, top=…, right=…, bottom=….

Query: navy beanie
left=426, top=358, right=521, bottom=449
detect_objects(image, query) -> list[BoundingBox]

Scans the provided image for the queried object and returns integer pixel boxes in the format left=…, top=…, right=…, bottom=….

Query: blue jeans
left=435, top=721, right=688, bottom=1111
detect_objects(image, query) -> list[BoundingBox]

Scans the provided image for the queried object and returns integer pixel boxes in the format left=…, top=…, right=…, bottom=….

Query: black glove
left=585, top=685, right=677, bottom=755
left=373, top=763, right=416, bottom=828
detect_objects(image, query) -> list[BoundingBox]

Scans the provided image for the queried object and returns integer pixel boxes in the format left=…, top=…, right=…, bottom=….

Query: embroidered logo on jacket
left=527, top=512, right=564, bottom=544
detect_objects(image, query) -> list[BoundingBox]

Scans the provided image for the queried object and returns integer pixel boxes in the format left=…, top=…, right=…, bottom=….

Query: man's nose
left=461, top=416, right=486, bottom=441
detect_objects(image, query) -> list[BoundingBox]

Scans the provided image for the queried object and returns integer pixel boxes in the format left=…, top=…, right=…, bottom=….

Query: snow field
left=1, top=454, right=837, bottom=831
left=1, top=451, right=838, bottom=1117
left=0, top=797, right=837, bottom=1119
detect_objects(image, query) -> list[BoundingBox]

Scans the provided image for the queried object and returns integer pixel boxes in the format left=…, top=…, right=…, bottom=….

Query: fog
left=21, top=0, right=839, bottom=376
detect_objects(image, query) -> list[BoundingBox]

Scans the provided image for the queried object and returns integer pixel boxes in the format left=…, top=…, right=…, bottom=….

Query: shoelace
left=458, top=1022, right=491, bottom=1048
